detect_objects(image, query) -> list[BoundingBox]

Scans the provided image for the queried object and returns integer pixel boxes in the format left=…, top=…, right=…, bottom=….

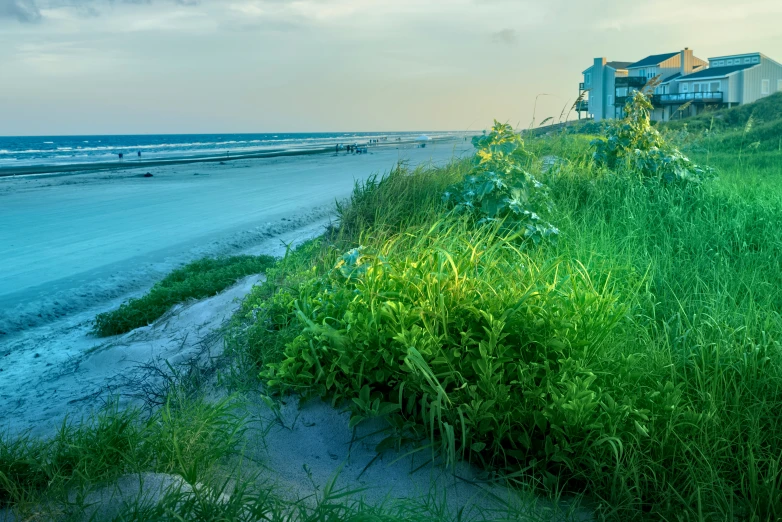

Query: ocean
left=0, top=132, right=463, bottom=168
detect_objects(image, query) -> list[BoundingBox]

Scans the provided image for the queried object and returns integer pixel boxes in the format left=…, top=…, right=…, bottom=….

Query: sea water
left=0, top=132, right=461, bottom=168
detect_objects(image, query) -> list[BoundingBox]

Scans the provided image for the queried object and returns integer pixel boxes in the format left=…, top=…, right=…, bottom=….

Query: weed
left=93, top=255, right=275, bottom=337
left=445, top=120, right=558, bottom=243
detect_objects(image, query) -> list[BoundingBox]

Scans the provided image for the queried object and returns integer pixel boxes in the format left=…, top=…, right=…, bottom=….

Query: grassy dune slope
left=662, top=91, right=782, bottom=152
left=233, top=126, right=782, bottom=520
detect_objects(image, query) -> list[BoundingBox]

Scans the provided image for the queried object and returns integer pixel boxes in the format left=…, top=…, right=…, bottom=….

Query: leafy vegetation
left=93, top=255, right=275, bottom=337
left=445, top=121, right=558, bottom=243
left=592, top=91, right=713, bottom=183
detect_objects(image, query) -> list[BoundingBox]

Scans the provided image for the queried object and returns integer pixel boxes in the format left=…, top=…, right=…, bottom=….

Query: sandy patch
left=0, top=221, right=323, bottom=438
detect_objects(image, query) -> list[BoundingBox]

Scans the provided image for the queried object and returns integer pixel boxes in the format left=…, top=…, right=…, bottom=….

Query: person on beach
left=138, top=151, right=141, bottom=158
left=118, top=153, right=123, bottom=160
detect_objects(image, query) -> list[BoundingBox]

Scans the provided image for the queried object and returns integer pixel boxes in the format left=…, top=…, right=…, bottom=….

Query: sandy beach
left=0, top=139, right=470, bottom=431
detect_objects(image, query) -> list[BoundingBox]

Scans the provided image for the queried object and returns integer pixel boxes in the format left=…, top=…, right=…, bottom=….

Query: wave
left=0, top=132, right=469, bottom=168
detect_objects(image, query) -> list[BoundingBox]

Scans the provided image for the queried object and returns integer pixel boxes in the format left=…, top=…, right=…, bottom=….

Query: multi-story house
left=577, top=49, right=782, bottom=122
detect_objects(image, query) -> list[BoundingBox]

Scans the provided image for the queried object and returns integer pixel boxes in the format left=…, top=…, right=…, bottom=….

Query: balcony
left=615, top=76, right=648, bottom=88
left=579, top=82, right=586, bottom=90
left=654, top=92, right=724, bottom=105
left=575, top=100, right=589, bottom=112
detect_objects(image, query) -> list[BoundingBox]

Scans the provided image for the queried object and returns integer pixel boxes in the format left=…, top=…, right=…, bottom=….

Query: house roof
left=627, top=52, right=679, bottom=69
left=659, top=72, right=681, bottom=84
left=678, top=63, right=757, bottom=81
left=607, top=61, right=632, bottom=70
left=582, top=60, right=632, bottom=74
left=709, top=52, right=760, bottom=60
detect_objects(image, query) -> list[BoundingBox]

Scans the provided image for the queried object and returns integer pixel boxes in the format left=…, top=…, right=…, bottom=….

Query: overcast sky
left=1, top=0, right=781, bottom=135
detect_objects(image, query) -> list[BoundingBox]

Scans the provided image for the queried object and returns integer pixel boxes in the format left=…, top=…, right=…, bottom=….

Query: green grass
left=93, top=255, right=275, bottom=337
left=664, top=92, right=782, bottom=134
left=662, top=92, right=782, bottom=153
left=231, top=137, right=782, bottom=520
left=0, top=390, right=246, bottom=518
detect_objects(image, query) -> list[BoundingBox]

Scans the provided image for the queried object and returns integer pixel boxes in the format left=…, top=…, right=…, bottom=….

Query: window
left=693, top=83, right=701, bottom=93
left=752, top=57, right=760, bottom=63
left=681, top=83, right=689, bottom=93
left=639, top=69, right=646, bottom=77
left=762, top=79, right=770, bottom=95
left=616, top=87, right=628, bottom=97
left=585, top=73, right=591, bottom=86
left=710, top=82, right=720, bottom=93
left=744, top=58, right=751, bottom=64
left=717, top=60, right=725, bottom=66
left=608, top=94, right=613, bottom=106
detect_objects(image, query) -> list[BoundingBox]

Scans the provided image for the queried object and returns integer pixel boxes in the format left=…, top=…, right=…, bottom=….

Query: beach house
left=577, top=49, right=782, bottom=122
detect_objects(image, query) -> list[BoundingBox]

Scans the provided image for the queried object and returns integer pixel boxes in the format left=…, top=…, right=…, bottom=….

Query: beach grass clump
left=1, top=390, right=554, bottom=521
left=93, top=254, right=275, bottom=337
left=261, top=219, right=626, bottom=475
left=0, top=393, right=245, bottom=517
left=336, top=160, right=470, bottom=240
left=232, top=126, right=782, bottom=520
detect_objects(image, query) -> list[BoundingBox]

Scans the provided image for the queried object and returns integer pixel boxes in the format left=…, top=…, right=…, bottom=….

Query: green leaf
left=348, top=415, right=366, bottom=430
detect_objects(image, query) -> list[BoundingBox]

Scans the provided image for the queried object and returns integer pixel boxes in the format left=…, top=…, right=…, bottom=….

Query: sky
left=1, top=0, right=782, bottom=135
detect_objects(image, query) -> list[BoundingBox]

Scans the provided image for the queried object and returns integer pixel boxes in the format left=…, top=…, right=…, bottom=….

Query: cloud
left=0, top=0, right=43, bottom=22
left=0, top=0, right=200, bottom=22
left=491, top=28, right=517, bottom=45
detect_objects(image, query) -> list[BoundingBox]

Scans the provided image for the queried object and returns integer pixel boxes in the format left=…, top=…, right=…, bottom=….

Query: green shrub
left=93, top=255, right=275, bottom=337
left=592, top=92, right=713, bottom=183
left=445, top=121, right=558, bottom=244
left=261, top=220, right=626, bottom=476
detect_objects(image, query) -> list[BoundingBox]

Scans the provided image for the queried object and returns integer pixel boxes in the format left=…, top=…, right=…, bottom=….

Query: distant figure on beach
left=137, top=151, right=141, bottom=158
left=118, top=153, right=123, bottom=160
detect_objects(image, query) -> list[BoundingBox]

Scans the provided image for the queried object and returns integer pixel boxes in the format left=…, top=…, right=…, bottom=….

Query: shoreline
left=0, top=137, right=460, bottom=178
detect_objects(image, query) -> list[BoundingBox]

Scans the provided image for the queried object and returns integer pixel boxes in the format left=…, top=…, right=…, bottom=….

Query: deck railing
left=654, top=92, right=723, bottom=104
